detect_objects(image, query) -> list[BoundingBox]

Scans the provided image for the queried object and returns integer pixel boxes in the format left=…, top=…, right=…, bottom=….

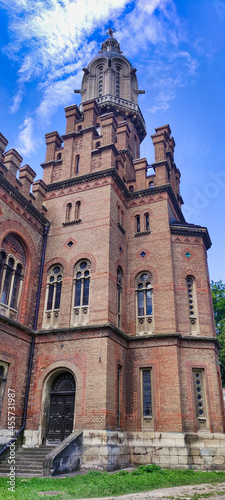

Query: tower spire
left=106, top=27, right=116, bottom=37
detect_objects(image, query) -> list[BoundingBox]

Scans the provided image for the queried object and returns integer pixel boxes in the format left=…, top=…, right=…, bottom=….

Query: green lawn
left=1, top=465, right=225, bottom=500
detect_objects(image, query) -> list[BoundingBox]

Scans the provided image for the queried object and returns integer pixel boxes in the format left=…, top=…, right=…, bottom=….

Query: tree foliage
left=211, top=280, right=225, bottom=385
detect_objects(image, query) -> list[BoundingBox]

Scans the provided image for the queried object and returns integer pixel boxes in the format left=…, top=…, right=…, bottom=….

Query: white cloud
left=17, top=116, right=37, bottom=156
left=10, top=89, right=23, bottom=114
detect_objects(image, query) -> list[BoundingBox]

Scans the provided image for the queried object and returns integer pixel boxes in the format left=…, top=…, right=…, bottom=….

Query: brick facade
left=0, top=33, right=224, bottom=470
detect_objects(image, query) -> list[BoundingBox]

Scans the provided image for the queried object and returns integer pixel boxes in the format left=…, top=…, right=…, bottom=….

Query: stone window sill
left=63, top=219, right=81, bottom=227
left=134, top=230, right=151, bottom=237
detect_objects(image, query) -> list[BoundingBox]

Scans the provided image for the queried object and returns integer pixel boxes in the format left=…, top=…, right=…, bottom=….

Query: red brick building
left=0, top=32, right=225, bottom=472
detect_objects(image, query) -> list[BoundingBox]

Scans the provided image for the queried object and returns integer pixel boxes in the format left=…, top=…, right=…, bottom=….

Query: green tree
left=211, top=280, right=225, bottom=385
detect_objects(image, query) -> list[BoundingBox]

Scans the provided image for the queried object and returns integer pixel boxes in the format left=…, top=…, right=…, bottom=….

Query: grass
left=1, top=465, right=225, bottom=500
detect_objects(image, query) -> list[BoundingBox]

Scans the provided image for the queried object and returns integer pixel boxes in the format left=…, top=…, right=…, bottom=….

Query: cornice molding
left=170, top=223, right=211, bottom=250
left=47, top=168, right=185, bottom=222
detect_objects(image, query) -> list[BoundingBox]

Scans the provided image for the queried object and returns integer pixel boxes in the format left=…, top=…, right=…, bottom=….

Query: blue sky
left=0, top=0, right=225, bottom=282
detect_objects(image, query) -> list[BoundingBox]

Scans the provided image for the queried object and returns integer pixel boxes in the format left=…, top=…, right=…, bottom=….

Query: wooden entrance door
left=47, top=372, right=75, bottom=443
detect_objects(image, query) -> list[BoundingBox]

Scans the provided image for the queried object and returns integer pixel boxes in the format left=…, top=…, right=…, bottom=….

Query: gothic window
left=116, top=66, right=121, bottom=96
left=43, top=265, right=63, bottom=329
left=141, top=368, right=153, bottom=429
left=75, top=155, right=80, bottom=174
left=98, top=66, right=103, bottom=96
left=145, top=213, right=150, bottom=232
left=71, top=260, right=91, bottom=326
left=117, top=267, right=123, bottom=329
left=66, top=203, right=72, bottom=223
left=129, top=185, right=134, bottom=192
left=0, top=234, right=25, bottom=320
left=75, top=201, right=81, bottom=220
left=57, top=152, right=62, bottom=160
left=149, top=181, right=154, bottom=188
left=136, top=272, right=153, bottom=335
left=186, top=276, right=199, bottom=334
left=142, top=369, right=152, bottom=418
left=135, top=215, right=140, bottom=233
left=193, top=369, right=207, bottom=430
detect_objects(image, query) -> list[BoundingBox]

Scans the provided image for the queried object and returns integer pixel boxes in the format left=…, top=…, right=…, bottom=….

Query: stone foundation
left=81, top=430, right=225, bottom=471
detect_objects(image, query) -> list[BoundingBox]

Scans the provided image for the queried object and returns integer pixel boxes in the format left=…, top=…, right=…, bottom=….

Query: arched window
left=129, top=185, right=134, bottom=192
left=149, top=181, right=154, bottom=188
left=75, top=155, right=80, bottom=174
left=135, top=272, right=153, bottom=335
left=186, top=275, right=199, bottom=334
left=43, top=265, right=63, bottom=329
left=116, top=66, right=120, bottom=97
left=96, top=124, right=101, bottom=136
left=57, top=152, right=62, bottom=160
left=117, top=267, right=123, bottom=329
left=0, top=234, right=25, bottom=320
left=135, top=215, right=140, bottom=233
left=71, top=260, right=91, bottom=326
left=145, top=213, right=150, bottom=232
left=66, top=203, right=72, bottom=223
left=75, top=201, right=81, bottom=221
left=98, top=66, right=103, bottom=96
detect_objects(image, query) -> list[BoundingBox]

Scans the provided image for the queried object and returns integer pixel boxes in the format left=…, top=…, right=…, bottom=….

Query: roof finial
left=106, top=27, right=116, bottom=38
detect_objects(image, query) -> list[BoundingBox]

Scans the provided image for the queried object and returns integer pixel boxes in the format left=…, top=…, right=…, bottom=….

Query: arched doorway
left=46, top=372, right=75, bottom=443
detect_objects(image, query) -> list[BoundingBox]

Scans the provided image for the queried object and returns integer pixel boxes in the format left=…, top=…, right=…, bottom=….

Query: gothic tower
left=0, top=31, right=225, bottom=474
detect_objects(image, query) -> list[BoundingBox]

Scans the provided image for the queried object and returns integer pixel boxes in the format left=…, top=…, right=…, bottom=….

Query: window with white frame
left=136, top=272, right=153, bottom=335
left=0, top=234, right=25, bottom=321
left=0, top=362, right=8, bottom=417
left=71, top=260, right=91, bottom=326
left=43, top=265, right=63, bottom=329
left=141, top=368, right=153, bottom=429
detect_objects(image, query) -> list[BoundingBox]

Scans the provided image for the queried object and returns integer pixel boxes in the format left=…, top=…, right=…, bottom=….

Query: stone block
left=177, top=448, right=188, bottom=456
left=155, top=447, right=170, bottom=456
left=159, top=455, right=172, bottom=465
left=193, top=456, right=204, bottom=465
left=132, top=446, right=148, bottom=455
left=203, top=456, right=213, bottom=465
left=178, top=456, right=188, bottom=465
left=216, top=448, right=225, bottom=456
left=200, top=448, right=215, bottom=457
left=213, top=457, right=225, bottom=465
left=190, top=448, right=200, bottom=456
left=169, top=455, right=179, bottom=464
left=205, top=439, right=220, bottom=447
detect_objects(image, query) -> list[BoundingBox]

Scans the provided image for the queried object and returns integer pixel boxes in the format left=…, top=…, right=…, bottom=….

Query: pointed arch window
left=135, top=215, right=140, bottom=233
left=43, top=265, right=63, bottom=329
left=0, top=235, right=25, bottom=320
left=136, top=272, right=153, bottom=335
left=75, top=201, right=81, bottom=221
left=71, top=260, right=91, bottom=326
left=145, top=213, right=150, bottom=232
left=117, top=267, right=123, bottom=329
left=66, top=203, right=72, bottom=223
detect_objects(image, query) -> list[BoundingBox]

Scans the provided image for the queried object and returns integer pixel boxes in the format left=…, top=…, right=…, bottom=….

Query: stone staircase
left=0, top=446, right=55, bottom=477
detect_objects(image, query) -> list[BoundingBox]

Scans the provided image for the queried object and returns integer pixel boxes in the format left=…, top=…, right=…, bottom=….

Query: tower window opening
left=57, top=152, right=62, bottom=160
left=117, top=267, right=123, bottom=329
left=66, top=203, right=72, bottom=223
left=75, top=154, right=80, bottom=174
left=43, top=264, right=63, bottom=329
left=75, top=201, right=81, bottom=220
left=145, top=213, right=150, bottom=231
left=149, top=181, right=154, bottom=188
left=129, top=185, right=134, bottom=192
left=136, top=215, right=140, bottom=233
left=116, top=66, right=121, bottom=97
left=98, top=66, right=103, bottom=96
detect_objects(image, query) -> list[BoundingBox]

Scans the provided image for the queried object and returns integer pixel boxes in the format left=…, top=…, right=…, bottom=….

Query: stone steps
left=0, top=446, right=55, bottom=477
